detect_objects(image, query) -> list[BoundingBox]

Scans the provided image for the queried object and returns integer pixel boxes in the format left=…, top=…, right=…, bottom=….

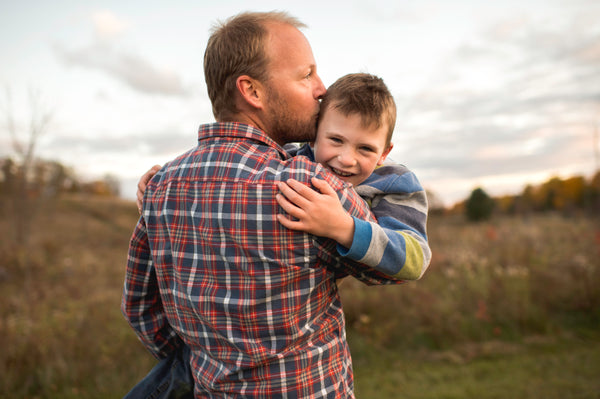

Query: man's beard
left=264, top=89, right=319, bottom=145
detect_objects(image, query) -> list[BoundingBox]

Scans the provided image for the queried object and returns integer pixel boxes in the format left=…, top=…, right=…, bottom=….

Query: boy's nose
left=337, top=151, right=357, bottom=167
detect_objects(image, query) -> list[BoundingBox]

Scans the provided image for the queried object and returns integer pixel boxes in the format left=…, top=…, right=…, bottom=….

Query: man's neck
left=221, top=113, right=287, bottom=147
left=221, top=113, right=264, bottom=132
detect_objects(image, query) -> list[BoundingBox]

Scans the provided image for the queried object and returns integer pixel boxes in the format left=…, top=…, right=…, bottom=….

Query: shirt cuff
left=337, top=216, right=372, bottom=260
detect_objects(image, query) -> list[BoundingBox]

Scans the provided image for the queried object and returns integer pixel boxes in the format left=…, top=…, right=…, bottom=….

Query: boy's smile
left=313, top=107, right=393, bottom=187
left=329, top=166, right=354, bottom=177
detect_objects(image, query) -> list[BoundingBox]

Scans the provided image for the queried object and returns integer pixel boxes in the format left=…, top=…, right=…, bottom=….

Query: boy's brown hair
left=204, top=11, right=306, bottom=121
left=320, top=73, right=396, bottom=147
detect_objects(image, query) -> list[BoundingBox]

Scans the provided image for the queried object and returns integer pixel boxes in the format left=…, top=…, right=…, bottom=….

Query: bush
left=465, top=187, right=495, bottom=221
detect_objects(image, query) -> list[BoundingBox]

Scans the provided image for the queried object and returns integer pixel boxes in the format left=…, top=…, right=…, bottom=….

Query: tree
left=2, top=87, right=54, bottom=259
left=465, top=187, right=495, bottom=221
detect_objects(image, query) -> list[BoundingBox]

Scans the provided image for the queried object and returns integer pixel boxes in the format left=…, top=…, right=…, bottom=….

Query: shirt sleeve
left=308, top=167, right=410, bottom=286
left=121, top=216, right=183, bottom=359
left=336, top=163, right=432, bottom=280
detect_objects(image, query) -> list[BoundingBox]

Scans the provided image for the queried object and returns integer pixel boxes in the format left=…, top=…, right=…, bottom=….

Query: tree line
left=448, top=170, right=600, bottom=221
left=0, top=156, right=120, bottom=198
left=3, top=155, right=598, bottom=225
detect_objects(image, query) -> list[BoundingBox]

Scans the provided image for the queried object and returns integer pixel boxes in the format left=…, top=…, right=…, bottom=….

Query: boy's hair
left=320, top=73, right=396, bottom=147
left=204, top=11, right=306, bottom=121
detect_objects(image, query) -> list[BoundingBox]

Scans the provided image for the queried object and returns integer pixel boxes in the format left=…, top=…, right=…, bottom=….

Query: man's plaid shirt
left=122, top=122, right=401, bottom=398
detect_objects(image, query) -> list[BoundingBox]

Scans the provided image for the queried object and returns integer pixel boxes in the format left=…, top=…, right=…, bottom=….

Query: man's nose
left=314, top=74, right=326, bottom=100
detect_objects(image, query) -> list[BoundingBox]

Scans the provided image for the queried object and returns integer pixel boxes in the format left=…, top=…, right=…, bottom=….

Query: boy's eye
left=329, top=137, right=343, bottom=143
left=360, top=146, right=375, bottom=152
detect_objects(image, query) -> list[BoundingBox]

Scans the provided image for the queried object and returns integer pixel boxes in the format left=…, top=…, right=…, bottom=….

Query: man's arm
left=277, top=164, right=431, bottom=281
left=121, top=218, right=182, bottom=359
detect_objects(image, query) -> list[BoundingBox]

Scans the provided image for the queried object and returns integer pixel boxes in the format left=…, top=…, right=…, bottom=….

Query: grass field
left=1, top=195, right=599, bottom=398
left=349, top=331, right=600, bottom=398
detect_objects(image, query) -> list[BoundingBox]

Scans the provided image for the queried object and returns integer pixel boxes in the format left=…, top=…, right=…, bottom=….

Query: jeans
left=124, top=345, right=194, bottom=399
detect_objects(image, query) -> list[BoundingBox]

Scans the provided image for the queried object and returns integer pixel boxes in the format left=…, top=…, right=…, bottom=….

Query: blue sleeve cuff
left=337, top=216, right=373, bottom=260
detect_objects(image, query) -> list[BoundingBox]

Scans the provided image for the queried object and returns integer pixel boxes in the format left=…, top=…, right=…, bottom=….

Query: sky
left=1, top=0, right=599, bottom=205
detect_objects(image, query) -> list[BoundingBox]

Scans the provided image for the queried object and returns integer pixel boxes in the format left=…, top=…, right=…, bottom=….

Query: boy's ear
left=377, top=143, right=394, bottom=165
left=236, top=75, right=264, bottom=110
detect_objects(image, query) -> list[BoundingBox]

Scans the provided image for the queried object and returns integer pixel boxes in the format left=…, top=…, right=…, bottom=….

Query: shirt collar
left=197, top=122, right=289, bottom=159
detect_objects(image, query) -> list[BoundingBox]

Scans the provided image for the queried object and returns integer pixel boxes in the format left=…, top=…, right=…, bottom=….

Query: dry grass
left=340, top=213, right=600, bottom=349
left=1, top=196, right=599, bottom=397
left=0, top=195, right=155, bottom=398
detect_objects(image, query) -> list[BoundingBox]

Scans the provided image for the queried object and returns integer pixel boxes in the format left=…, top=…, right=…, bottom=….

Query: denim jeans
left=124, top=345, right=194, bottom=399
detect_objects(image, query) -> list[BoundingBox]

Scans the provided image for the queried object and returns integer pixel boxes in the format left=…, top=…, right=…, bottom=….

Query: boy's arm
left=136, top=165, right=162, bottom=213
left=136, top=159, right=404, bottom=285
left=345, top=163, right=431, bottom=280
left=277, top=164, right=431, bottom=281
left=276, top=177, right=355, bottom=248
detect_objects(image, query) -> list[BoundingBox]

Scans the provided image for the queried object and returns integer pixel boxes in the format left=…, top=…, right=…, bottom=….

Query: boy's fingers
left=277, top=214, right=305, bottom=231
left=285, top=178, right=319, bottom=199
left=136, top=165, right=161, bottom=213
left=278, top=181, right=310, bottom=208
left=276, top=193, right=303, bottom=219
left=311, top=177, right=335, bottom=195
left=276, top=195, right=309, bottom=232
left=136, top=195, right=143, bottom=213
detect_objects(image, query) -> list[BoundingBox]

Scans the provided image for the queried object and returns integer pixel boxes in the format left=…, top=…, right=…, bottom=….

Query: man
left=122, top=11, right=403, bottom=398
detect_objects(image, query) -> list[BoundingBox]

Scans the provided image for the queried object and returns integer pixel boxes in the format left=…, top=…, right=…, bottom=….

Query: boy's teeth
left=331, top=167, right=351, bottom=176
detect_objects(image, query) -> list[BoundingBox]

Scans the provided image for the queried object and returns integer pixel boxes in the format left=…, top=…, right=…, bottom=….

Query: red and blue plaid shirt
left=122, top=122, right=400, bottom=398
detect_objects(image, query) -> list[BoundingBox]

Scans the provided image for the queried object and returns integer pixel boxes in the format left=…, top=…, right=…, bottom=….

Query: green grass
left=350, top=332, right=600, bottom=399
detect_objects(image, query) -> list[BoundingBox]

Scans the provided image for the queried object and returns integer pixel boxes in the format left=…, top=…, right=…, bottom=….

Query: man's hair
left=320, top=73, right=397, bottom=147
left=204, top=11, right=306, bottom=121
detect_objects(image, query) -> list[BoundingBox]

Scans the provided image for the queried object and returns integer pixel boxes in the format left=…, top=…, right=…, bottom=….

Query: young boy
left=126, top=73, right=431, bottom=398
left=277, top=73, right=430, bottom=281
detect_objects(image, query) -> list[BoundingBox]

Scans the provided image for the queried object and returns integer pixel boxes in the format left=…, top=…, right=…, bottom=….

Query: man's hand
left=136, top=165, right=161, bottom=213
left=276, top=177, right=355, bottom=248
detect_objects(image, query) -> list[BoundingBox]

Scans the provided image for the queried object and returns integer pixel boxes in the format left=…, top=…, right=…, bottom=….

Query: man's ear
left=377, top=143, right=394, bottom=165
left=236, top=75, right=264, bottom=110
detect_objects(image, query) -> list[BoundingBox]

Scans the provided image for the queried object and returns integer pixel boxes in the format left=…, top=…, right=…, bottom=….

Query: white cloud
left=53, top=41, right=191, bottom=97
left=390, top=6, right=600, bottom=203
left=51, top=9, right=191, bottom=97
left=91, top=10, right=129, bottom=40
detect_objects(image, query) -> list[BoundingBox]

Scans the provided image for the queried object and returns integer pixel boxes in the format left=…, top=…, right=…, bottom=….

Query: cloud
left=54, top=41, right=191, bottom=97
left=392, top=10, right=600, bottom=202
left=54, top=40, right=192, bottom=97
left=91, top=10, right=129, bottom=40
left=53, top=10, right=191, bottom=98
left=45, top=127, right=195, bottom=157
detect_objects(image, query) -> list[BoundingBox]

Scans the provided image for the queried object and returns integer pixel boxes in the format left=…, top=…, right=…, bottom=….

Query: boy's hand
left=136, top=165, right=161, bottom=213
left=276, top=177, right=355, bottom=248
